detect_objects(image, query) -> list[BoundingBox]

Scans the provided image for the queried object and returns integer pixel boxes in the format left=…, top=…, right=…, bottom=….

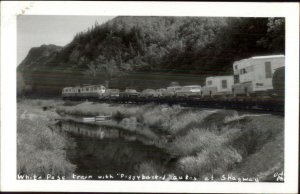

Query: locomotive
left=61, top=55, right=285, bottom=112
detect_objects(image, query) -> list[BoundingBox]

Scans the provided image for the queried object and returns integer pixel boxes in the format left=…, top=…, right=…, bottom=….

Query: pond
left=56, top=120, right=173, bottom=180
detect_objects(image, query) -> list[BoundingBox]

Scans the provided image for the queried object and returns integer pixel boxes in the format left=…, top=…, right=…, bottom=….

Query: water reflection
left=57, top=120, right=169, bottom=179
left=60, top=121, right=137, bottom=141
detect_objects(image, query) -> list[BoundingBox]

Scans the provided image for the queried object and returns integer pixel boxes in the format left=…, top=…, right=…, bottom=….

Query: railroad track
left=66, top=96, right=284, bottom=115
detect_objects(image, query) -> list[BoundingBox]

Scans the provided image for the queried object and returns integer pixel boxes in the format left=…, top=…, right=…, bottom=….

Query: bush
left=137, top=160, right=164, bottom=176
left=167, top=129, right=226, bottom=157
left=177, top=147, right=242, bottom=177
left=112, top=111, right=125, bottom=123
left=224, top=116, right=284, bottom=157
left=168, top=110, right=217, bottom=135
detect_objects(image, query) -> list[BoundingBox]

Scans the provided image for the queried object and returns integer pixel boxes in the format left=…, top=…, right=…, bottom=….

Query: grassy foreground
left=17, top=99, right=284, bottom=181
left=56, top=101, right=284, bottom=181
left=17, top=99, right=76, bottom=179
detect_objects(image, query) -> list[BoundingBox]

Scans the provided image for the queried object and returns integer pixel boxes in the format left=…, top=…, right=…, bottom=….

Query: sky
left=17, top=15, right=115, bottom=65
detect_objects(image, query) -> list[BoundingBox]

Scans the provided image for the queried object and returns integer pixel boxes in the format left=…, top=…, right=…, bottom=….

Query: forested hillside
left=18, top=16, right=284, bottom=96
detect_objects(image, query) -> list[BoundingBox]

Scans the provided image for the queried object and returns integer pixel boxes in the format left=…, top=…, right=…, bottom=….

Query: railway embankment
left=17, top=99, right=284, bottom=181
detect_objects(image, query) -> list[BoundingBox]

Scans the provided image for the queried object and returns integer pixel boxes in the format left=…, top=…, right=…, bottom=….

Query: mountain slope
left=18, top=44, right=62, bottom=70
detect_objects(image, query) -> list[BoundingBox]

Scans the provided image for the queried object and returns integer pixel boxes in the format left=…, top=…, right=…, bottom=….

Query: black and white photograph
left=1, top=1, right=299, bottom=193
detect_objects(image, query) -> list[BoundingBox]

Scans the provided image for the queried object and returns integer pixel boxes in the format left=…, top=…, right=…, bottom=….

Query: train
left=62, top=55, right=285, bottom=112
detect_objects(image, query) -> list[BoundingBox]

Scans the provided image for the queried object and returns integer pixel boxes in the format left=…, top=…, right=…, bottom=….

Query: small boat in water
left=82, top=115, right=112, bottom=123
left=82, top=117, right=96, bottom=122
left=95, top=115, right=112, bottom=122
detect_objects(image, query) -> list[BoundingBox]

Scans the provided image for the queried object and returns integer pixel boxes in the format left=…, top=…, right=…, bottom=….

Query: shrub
left=112, top=111, right=125, bottom=123
left=137, top=160, right=164, bottom=176
left=142, top=106, right=168, bottom=129
left=168, top=110, right=216, bottom=135
left=177, top=147, right=242, bottom=178
left=167, top=129, right=226, bottom=157
left=224, top=116, right=284, bottom=157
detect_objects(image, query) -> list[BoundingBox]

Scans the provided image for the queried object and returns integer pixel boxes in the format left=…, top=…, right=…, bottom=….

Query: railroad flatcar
left=156, top=88, right=167, bottom=97
left=120, top=89, right=140, bottom=98
left=176, top=85, right=202, bottom=97
left=202, top=76, right=234, bottom=97
left=162, top=86, right=182, bottom=97
left=232, top=55, right=285, bottom=96
left=102, top=89, right=120, bottom=99
left=140, top=89, right=157, bottom=98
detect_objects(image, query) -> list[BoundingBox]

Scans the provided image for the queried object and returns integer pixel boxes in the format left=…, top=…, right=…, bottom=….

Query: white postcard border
left=1, top=1, right=299, bottom=193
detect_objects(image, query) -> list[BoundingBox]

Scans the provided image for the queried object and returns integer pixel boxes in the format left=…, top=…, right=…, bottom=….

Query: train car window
left=234, top=75, right=239, bottom=84
left=207, top=80, right=212, bottom=86
left=240, top=69, right=247, bottom=74
left=222, top=80, right=227, bottom=89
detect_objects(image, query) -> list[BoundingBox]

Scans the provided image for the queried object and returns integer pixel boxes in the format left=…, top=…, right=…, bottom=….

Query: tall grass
left=137, top=160, right=164, bottom=176
left=168, top=114, right=284, bottom=180
left=167, top=129, right=226, bottom=157
left=17, top=104, right=75, bottom=179
left=21, top=99, right=64, bottom=107
left=177, top=147, right=242, bottom=177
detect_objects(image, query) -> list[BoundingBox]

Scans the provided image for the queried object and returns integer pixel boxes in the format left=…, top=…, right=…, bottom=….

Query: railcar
left=176, top=85, right=202, bottom=97
left=80, top=85, right=106, bottom=99
left=162, top=86, right=182, bottom=97
left=232, top=55, right=285, bottom=96
left=62, top=86, right=81, bottom=100
left=62, top=85, right=105, bottom=100
left=156, top=88, right=166, bottom=97
left=201, top=76, right=234, bottom=97
left=120, top=89, right=140, bottom=98
left=102, top=89, right=120, bottom=100
left=140, top=89, right=157, bottom=98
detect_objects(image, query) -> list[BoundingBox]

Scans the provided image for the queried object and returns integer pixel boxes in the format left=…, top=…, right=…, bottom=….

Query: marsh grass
left=167, top=129, right=226, bottom=157
left=177, top=147, right=242, bottom=177
left=17, top=102, right=75, bottom=179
